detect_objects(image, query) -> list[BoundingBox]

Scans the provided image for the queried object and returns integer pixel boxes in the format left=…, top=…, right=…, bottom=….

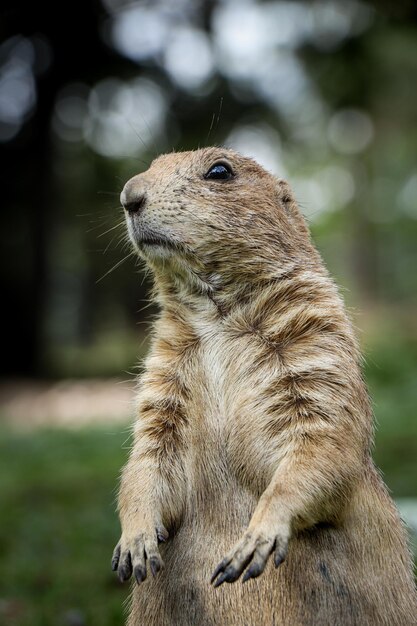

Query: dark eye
left=204, top=162, right=234, bottom=180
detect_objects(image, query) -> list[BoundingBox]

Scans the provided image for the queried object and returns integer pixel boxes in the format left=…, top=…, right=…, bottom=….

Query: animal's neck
left=152, top=254, right=350, bottom=352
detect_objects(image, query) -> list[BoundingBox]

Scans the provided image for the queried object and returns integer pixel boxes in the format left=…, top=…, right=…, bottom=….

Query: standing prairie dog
left=112, top=148, right=417, bottom=625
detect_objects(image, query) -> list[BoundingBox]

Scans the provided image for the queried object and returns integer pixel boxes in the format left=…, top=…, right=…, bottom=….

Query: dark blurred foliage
left=1, top=0, right=417, bottom=378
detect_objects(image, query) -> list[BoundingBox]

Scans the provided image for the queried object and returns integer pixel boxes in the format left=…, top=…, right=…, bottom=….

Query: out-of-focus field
left=365, top=327, right=417, bottom=497
left=0, top=313, right=416, bottom=626
left=0, top=427, right=128, bottom=626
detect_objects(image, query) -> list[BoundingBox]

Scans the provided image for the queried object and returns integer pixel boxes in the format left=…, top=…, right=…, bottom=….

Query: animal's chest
left=194, top=332, right=232, bottom=431
left=189, top=328, right=266, bottom=428
left=184, top=327, right=283, bottom=496
left=182, top=331, right=258, bottom=524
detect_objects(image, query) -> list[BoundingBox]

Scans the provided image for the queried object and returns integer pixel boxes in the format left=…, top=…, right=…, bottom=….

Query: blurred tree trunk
left=0, top=0, right=128, bottom=376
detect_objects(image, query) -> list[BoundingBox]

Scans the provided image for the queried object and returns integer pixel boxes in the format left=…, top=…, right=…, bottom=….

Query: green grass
left=364, top=330, right=417, bottom=496
left=0, top=427, right=130, bottom=626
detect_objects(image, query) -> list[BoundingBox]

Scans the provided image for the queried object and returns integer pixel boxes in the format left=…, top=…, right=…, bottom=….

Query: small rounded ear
left=276, top=178, right=310, bottom=239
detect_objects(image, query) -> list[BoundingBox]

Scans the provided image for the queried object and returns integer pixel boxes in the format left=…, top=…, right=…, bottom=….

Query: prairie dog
left=112, top=148, right=417, bottom=625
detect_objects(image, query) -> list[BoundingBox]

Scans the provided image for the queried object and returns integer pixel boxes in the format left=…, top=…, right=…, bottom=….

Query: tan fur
left=113, top=148, right=417, bottom=625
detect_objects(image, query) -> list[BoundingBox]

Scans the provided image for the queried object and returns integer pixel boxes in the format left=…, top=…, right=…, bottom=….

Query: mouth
left=139, top=235, right=178, bottom=251
left=132, top=227, right=180, bottom=253
left=140, top=235, right=173, bottom=248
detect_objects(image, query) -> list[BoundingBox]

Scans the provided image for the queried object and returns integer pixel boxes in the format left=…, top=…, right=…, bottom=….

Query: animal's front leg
left=112, top=502, right=169, bottom=585
left=111, top=443, right=177, bottom=585
left=112, top=372, right=188, bottom=585
left=211, top=417, right=361, bottom=586
left=211, top=492, right=291, bottom=586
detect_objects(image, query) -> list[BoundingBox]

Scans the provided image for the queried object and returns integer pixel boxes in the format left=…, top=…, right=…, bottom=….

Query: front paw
left=112, top=525, right=168, bottom=585
left=210, top=527, right=289, bottom=587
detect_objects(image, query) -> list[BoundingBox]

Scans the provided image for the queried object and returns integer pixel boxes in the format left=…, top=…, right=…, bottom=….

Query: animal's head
left=121, top=147, right=313, bottom=294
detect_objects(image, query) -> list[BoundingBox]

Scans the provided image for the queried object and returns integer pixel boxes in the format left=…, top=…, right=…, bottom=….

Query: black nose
left=123, top=193, right=147, bottom=215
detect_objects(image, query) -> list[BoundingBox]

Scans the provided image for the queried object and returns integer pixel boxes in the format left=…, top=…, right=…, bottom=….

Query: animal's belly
left=128, top=425, right=354, bottom=625
left=128, top=427, right=416, bottom=626
left=128, top=522, right=352, bottom=626
left=127, top=468, right=350, bottom=626
left=127, top=484, right=416, bottom=626
left=129, top=479, right=288, bottom=626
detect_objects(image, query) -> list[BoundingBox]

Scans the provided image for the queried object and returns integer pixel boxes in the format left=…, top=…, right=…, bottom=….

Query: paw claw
left=242, top=570, right=251, bottom=583
left=134, top=565, right=147, bottom=584
left=210, top=557, right=230, bottom=584
left=274, top=552, right=286, bottom=568
left=114, top=529, right=165, bottom=583
left=213, top=572, right=228, bottom=588
left=156, top=526, right=169, bottom=543
left=118, top=551, right=132, bottom=582
left=111, top=544, right=121, bottom=571
left=242, top=562, right=263, bottom=583
left=274, top=542, right=288, bottom=568
left=212, top=565, right=239, bottom=587
left=149, top=557, right=162, bottom=577
left=223, top=565, right=239, bottom=583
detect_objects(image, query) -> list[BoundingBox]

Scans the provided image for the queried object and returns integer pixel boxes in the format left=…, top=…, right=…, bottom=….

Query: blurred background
left=1, top=0, right=416, bottom=623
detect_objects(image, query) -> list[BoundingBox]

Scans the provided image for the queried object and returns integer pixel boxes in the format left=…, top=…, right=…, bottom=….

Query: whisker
left=102, top=232, right=122, bottom=255
left=117, top=237, right=131, bottom=254
left=206, top=112, right=216, bottom=145
left=84, top=215, right=115, bottom=231
left=86, top=222, right=112, bottom=234
left=216, top=97, right=224, bottom=134
left=97, top=220, right=125, bottom=239
left=130, top=130, right=147, bottom=154
left=87, top=214, right=113, bottom=222
left=96, top=252, right=135, bottom=284
left=206, top=96, right=224, bottom=147
left=125, top=107, right=159, bottom=159
left=116, top=232, right=133, bottom=253
left=123, top=116, right=152, bottom=159
left=121, top=241, right=132, bottom=254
